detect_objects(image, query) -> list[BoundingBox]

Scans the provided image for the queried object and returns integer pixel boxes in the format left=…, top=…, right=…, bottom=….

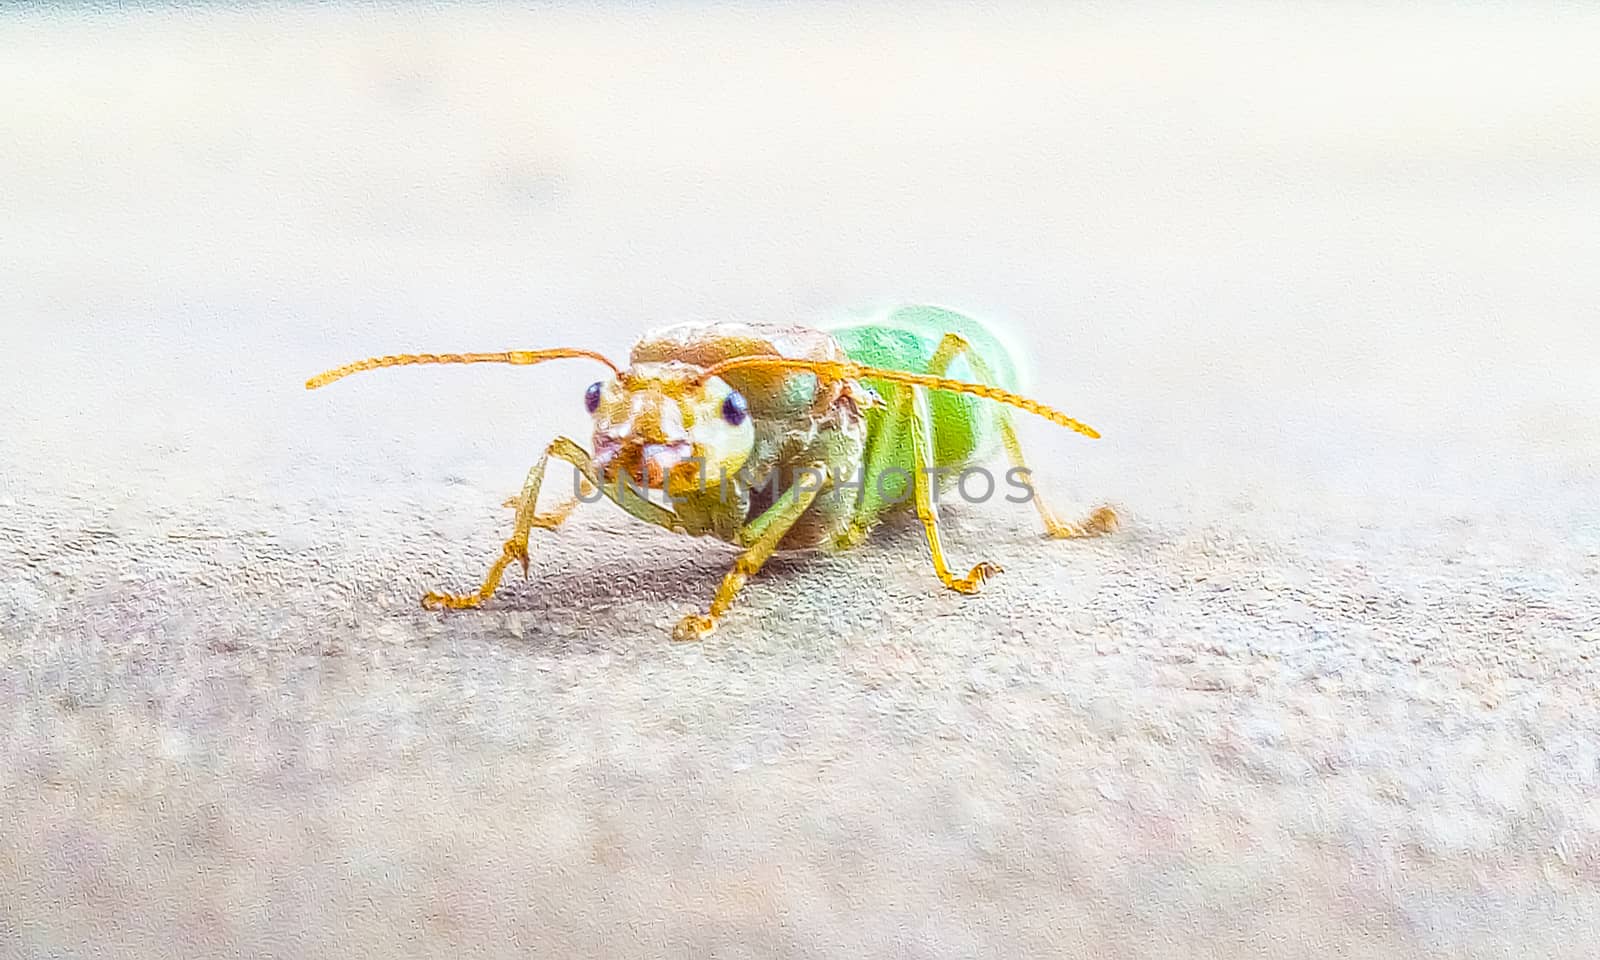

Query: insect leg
left=422, top=436, right=608, bottom=610
left=501, top=477, right=593, bottom=529
left=671, top=464, right=830, bottom=642
left=830, top=373, right=924, bottom=551
left=926, top=333, right=1118, bottom=539
left=903, top=384, right=1004, bottom=594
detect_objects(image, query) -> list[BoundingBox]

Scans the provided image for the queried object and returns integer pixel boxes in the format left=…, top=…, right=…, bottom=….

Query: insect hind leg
left=925, top=332, right=1118, bottom=539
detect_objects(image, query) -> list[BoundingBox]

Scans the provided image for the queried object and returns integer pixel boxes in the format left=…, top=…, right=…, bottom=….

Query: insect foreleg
left=502, top=479, right=590, bottom=528
left=422, top=436, right=600, bottom=610
left=925, top=332, right=1119, bottom=540
left=671, top=464, right=831, bottom=642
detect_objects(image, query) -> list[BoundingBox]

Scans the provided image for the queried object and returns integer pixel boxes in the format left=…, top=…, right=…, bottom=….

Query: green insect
left=306, top=305, right=1117, bottom=641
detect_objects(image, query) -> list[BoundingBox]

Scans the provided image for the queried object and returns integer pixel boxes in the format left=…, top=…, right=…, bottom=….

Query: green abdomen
left=828, top=304, right=1021, bottom=474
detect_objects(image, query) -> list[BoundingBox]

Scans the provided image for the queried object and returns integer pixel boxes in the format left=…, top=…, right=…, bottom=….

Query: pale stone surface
left=3, top=5, right=1600, bottom=958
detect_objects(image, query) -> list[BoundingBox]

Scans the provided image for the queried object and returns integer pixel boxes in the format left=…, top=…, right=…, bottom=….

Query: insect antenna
left=693, top=356, right=1102, bottom=439
left=305, top=348, right=622, bottom=390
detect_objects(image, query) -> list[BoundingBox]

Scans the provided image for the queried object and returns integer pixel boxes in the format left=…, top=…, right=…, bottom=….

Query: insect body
left=306, top=305, right=1117, bottom=641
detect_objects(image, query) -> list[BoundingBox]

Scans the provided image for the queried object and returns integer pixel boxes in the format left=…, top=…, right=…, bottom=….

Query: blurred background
left=2, top=3, right=1598, bottom=958
left=4, top=2, right=1596, bottom=524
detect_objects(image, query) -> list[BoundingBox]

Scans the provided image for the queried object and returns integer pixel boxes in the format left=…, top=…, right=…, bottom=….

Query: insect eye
left=584, top=381, right=603, bottom=414
left=721, top=390, right=748, bottom=426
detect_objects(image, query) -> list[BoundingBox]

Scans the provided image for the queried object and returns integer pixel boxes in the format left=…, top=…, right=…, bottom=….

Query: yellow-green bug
left=306, top=305, right=1116, bottom=641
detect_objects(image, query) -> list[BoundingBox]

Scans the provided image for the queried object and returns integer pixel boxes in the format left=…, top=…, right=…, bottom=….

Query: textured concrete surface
left=3, top=5, right=1600, bottom=958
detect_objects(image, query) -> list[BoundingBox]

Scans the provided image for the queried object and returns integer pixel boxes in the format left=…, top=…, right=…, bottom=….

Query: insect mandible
left=305, top=305, right=1118, bottom=641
